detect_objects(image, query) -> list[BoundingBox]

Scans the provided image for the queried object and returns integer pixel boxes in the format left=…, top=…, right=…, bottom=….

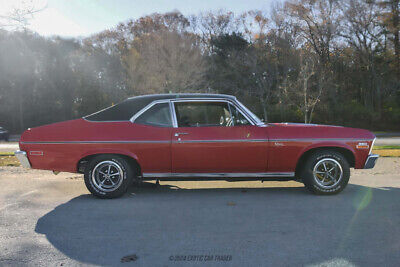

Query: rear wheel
left=84, top=155, right=134, bottom=198
left=301, top=150, right=350, bottom=195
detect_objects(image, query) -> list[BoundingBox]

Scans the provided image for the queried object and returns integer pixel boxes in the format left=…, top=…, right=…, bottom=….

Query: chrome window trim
left=142, top=172, right=295, bottom=178
left=227, top=102, right=233, bottom=125
left=129, top=97, right=258, bottom=128
left=83, top=104, right=122, bottom=120
left=170, top=100, right=178, bottom=128
left=83, top=119, right=131, bottom=123
left=170, top=98, right=256, bottom=127
left=130, top=99, right=173, bottom=127
left=235, top=99, right=264, bottom=126
left=85, top=96, right=261, bottom=126
left=82, top=95, right=263, bottom=125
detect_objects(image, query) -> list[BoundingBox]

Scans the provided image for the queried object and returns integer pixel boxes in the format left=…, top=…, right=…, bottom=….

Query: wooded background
left=0, top=0, right=399, bottom=133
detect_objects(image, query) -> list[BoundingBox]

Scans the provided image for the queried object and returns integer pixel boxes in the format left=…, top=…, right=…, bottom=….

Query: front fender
left=297, top=141, right=358, bottom=167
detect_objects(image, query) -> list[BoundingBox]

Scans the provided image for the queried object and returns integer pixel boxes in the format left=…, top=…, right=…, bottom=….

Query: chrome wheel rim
left=313, top=158, right=343, bottom=189
left=91, top=161, right=124, bottom=192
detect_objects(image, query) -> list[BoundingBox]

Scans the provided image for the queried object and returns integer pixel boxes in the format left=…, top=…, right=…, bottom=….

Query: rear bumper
left=364, top=154, right=379, bottom=169
left=15, top=150, right=31, bottom=168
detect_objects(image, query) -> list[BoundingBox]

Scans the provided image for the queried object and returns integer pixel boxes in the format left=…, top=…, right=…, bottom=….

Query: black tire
left=84, top=155, right=134, bottom=199
left=300, top=150, right=350, bottom=195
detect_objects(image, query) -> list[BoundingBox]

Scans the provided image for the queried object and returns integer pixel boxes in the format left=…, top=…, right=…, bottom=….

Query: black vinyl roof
left=85, top=93, right=235, bottom=122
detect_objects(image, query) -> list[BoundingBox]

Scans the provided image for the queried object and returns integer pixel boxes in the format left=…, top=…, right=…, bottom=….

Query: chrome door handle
left=174, top=132, right=188, bottom=137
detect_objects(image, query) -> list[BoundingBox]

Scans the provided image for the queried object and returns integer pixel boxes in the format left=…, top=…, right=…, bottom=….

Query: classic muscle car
left=15, top=94, right=378, bottom=198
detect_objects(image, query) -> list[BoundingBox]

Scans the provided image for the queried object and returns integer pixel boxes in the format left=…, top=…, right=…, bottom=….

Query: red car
left=15, top=94, right=378, bottom=198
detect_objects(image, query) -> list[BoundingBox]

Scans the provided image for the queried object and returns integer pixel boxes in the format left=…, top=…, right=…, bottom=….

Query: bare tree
left=339, top=0, right=384, bottom=113
left=124, top=30, right=206, bottom=95
left=0, top=0, right=46, bottom=30
left=377, top=0, right=400, bottom=75
left=285, top=0, right=341, bottom=64
left=288, top=51, right=324, bottom=123
left=189, top=10, right=239, bottom=53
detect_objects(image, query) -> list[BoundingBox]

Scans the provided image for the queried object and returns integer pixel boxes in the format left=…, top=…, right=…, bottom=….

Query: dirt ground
left=0, top=158, right=399, bottom=266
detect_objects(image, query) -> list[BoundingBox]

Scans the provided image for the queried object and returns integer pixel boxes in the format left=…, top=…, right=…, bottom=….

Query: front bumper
left=15, top=150, right=31, bottom=168
left=364, top=154, right=379, bottom=169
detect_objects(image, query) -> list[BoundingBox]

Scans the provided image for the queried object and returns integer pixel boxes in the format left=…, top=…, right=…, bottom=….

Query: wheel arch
left=77, top=152, right=141, bottom=176
left=295, top=146, right=355, bottom=177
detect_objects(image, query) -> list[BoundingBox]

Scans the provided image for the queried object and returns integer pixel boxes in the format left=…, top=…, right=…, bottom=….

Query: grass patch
left=0, top=152, right=15, bottom=156
left=0, top=155, right=20, bottom=166
left=373, top=145, right=400, bottom=150
left=372, top=149, right=400, bottom=157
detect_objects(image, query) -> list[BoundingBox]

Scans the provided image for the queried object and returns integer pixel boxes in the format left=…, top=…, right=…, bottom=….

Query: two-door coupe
left=15, top=94, right=378, bottom=198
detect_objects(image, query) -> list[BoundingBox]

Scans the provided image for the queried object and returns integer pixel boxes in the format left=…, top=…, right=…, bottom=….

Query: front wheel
left=84, top=155, right=133, bottom=198
left=301, top=150, right=350, bottom=195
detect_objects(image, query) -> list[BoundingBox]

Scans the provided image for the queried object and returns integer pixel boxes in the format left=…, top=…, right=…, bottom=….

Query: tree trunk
left=18, top=88, right=24, bottom=133
left=261, top=99, right=268, bottom=122
left=392, top=0, right=400, bottom=75
left=304, top=75, right=308, bottom=124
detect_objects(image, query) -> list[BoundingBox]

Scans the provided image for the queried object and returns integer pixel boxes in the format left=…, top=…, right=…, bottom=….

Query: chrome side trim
left=142, top=172, right=295, bottom=178
left=173, top=139, right=268, bottom=143
left=29, top=151, right=43, bottom=156
left=268, top=138, right=373, bottom=142
left=364, top=154, right=379, bottom=169
left=20, top=138, right=373, bottom=145
left=20, top=140, right=170, bottom=145
left=15, top=150, right=31, bottom=168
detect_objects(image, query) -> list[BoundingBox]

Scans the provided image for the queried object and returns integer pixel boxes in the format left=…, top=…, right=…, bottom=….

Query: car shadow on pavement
left=35, top=184, right=400, bottom=266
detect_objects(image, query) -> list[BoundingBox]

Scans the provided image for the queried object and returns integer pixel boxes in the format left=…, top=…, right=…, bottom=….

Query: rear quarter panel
left=19, top=119, right=172, bottom=173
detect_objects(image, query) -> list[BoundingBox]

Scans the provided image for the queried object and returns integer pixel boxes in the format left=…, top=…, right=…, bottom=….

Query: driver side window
left=174, top=102, right=232, bottom=127
left=174, top=101, right=251, bottom=127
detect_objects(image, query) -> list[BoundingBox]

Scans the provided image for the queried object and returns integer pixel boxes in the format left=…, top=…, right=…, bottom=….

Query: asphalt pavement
left=374, top=137, right=400, bottom=146
left=0, top=157, right=399, bottom=266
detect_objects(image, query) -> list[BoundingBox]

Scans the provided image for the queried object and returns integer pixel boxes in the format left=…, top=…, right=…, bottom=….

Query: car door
left=171, top=100, right=268, bottom=174
left=130, top=101, right=173, bottom=173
